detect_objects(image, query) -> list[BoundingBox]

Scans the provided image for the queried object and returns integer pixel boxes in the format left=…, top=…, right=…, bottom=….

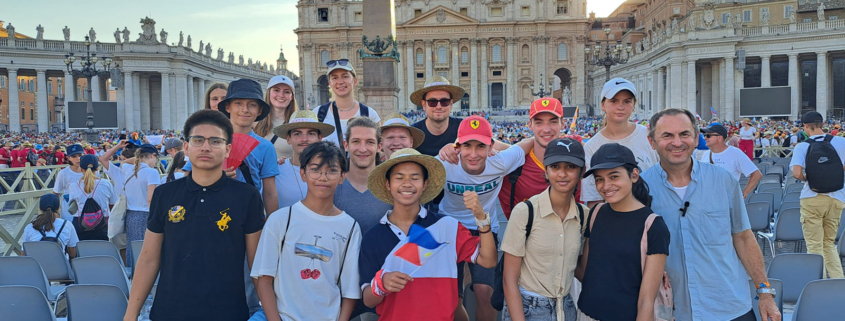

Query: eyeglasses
left=425, top=98, right=452, bottom=107
left=306, top=167, right=341, bottom=180
left=326, top=59, right=349, bottom=67
left=704, top=134, right=721, bottom=138
left=187, top=136, right=227, bottom=148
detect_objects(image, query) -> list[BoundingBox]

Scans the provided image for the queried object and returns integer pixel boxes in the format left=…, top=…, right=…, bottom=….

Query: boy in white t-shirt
left=438, top=115, right=533, bottom=321
left=251, top=141, right=362, bottom=321
left=271, top=110, right=336, bottom=209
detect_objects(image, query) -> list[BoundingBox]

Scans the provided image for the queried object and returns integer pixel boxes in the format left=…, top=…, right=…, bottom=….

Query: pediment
left=403, top=6, right=478, bottom=26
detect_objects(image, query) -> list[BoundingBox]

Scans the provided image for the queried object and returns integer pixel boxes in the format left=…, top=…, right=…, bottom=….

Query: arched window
left=47, top=79, right=53, bottom=95
left=461, top=47, right=469, bottom=64
left=320, top=50, right=330, bottom=66
left=0, top=75, right=5, bottom=88
left=521, top=44, right=530, bottom=60
left=492, top=44, right=502, bottom=62
left=19, top=79, right=25, bottom=91
left=29, top=80, right=35, bottom=92
left=558, top=43, right=568, bottom=60
left=437, top=46, right=448, bottom=63
left=416, top=48, right=424, bottom=65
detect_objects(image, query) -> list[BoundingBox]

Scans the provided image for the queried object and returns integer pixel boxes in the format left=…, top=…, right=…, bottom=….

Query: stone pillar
left=687, top=61, right=696, bottom=113
left=664, top=64, right=671, bottom=109
left=654, top=69, right=662, bottom=111
left=175, top=74, right=189, bottom=127
left=123, top=71, right=135, bottom=131
left=540, top=37, right=548, bottom=96
left=711, top=61, right=721, bottom=119
left=197, top=78, right=207, bottom=112
left=64, top=71, right=75, bottom=129
left=132, top=73, right=142, bottom=130
left=161, top=73, right=171, bottom=130
left=140, top=75, right=151, bottom=130
left=396, top=42, right=405, bottom=111
left=186, top=75, right=195, bottom=121
left=788, top=54, right=800, bottom=120
left=8, top=69, right=20, bottom=132
left=506, top=37, right=516, bottom=108
left=115, top=80, right=125, bottom=130
left=360, top=0, right=399, bottom=116
left=724, top=56, right=735, bottom=121
left=761, top=55, right=771, bottom=87
left=574, top=36, right=586, bottom=105
left=450, top=39, right=460, bottom=92
left=480, top=39, right=489, bottom=110
left=424, top=40, right=433, bottom=78
left=406, top=41, right=416, bottom=109
left=671, top=62, right=683, bottom=109
left=36, top=70, right=49, bottom=132
left=301, top=44, right=314, bottom=107
left=470, top=39, right=479, bottom=111
left=816, top=51, right=828, bottom=117
left=91, top=75, right=101, bottom=102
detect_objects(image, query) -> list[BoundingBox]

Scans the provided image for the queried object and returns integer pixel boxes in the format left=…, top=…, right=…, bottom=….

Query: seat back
left=783, top=192, right=801, bottom=204
left=768, top=164, right=787, bottom=177
left=0, top=256, right=51, bottom=299
left=66, top=284, right=128, bottom=321
left=76, top=240, right=123, bottom=264
left=746, top=202, right=772, bottom=232
left=0, top=285, right=57, bottom=321
left=766, top=253, right=823, bottom=303
left=837, top=210, right=844, bottom=242
left=761, top=173, right=782, bottom=185
left=778, top=202, right=801, bottom=214
left=746, top=192, right=774, bottom=208
left=129, top=240, right=144, bottom=277
left=70, top=256, right=130, bottom=298
left=839, top=230, right=845, bottom=257
left=792, top=279, right=845, bottom=321
left=785, top=183, right=804, bottom=194
left=757, top=163, right=770, bottom=175
left=757, top=182, right=782, bottom=193
left=774, top=208, right=804, bottom=242
left=22, top=241, right=74, bottom=282
left=750, top=278, right=784, bottom=320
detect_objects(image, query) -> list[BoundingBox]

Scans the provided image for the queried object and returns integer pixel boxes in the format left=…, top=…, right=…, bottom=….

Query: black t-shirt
left=579, top=204, right=670, bottom=321
left=147, top=174, right=265, bottom=321
left=411, top=117, right=463, bottom=156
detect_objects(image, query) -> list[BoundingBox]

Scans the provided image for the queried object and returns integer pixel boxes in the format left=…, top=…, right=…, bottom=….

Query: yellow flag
left=570, top=107, right=579, bottom=130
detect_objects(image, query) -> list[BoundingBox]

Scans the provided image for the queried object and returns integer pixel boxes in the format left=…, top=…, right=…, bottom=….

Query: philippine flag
left=393, top=224, right=444, bottom=267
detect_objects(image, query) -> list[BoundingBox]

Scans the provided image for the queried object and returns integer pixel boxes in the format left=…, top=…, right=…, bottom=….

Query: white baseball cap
left=601, top=77, right=637, bottom=100
left=267, top=75, right=295, bottom=91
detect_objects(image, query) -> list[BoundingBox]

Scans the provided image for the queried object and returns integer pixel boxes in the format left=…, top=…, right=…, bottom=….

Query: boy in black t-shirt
left=124, top=110, right=265, bottom=321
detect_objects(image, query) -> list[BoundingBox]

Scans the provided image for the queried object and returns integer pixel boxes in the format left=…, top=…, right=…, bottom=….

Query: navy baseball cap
left=67, top=144, right=84, bottom=156
left=583, top=143, right=639, bottom=178
left=139, top=144, right=160, bottom=155
left=701, top=124, right=728, bottom=138
left=544, top=138, right=585, bottom=168
left=39, top=194, right=60, bottom=212
left=802, top=111, right=824, bottom=124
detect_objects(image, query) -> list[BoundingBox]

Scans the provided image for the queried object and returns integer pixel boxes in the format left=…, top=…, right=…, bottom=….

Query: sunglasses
left=425, top=98, right=452, bottom=107
left=704, top=134, right=721, bottom=138
left=326, top=59, right=349, bottom=67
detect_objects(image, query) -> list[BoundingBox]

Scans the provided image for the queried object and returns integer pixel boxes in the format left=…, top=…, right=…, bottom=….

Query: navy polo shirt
left=147, top=173, right=264, bottom=321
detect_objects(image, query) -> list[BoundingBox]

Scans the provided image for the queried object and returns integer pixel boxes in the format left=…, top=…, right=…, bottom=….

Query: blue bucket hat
left=218, top=78, right=271, bottom=122
left=67, top=144, right=84, bottom=156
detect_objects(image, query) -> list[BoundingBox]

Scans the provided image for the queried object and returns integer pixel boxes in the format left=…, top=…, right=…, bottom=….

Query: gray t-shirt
left=332, top=178, right=392, bottom=235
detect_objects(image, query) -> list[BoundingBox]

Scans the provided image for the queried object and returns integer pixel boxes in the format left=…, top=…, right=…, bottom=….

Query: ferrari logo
left=168, top=206, right=185, bottom=223
left=470, top=120, right=480, bottom=129
left=541, top=100, right=550, bottom=107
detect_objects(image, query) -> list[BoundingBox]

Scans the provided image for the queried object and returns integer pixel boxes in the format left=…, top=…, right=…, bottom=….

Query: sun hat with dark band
left=218, top=78, right=271, bottom=122
left=272, top=110, right=335, bottom=139
left=368, top=148, right=446, bottom=205
left=380, top=113, right=425, bottom=148
left=409, top=76, right=465, bottom=106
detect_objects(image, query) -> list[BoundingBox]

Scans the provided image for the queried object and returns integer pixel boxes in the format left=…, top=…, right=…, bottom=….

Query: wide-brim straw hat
left=380, top=113, right=425, bottom=148
left=272, top=110, right=335, bottom=139
left=368, top=148, right=445, bottom=205
left=409, top=76, right=465, bottom=106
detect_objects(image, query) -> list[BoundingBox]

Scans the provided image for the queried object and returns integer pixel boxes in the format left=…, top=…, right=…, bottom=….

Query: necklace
left=336, top=101, right=357, bottom=112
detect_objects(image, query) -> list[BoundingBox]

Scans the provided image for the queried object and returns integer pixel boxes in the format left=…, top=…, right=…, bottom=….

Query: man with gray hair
left=641, top=108, right=780, bottom=321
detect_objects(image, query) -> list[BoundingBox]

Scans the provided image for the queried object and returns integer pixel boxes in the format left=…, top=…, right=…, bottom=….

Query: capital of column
left=506, top=37, right=519, bottom=45
left=35, top=69, right=47, bottom=74
left=300, top=44, right=313, bottom=52
left=787, top=53, right=799, bottom=59
left=480, top=38, right=488, bottom=46
left=816, top=51, right=827, bottom=58
left=449, top=38, right=460, bottom=46
left=423, top=40, right=433, bottom=46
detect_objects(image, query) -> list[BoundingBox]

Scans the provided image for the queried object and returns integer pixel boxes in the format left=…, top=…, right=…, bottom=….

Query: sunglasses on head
left=326, top=59, right=349, bottom=67
left=425, top=98, right=452, bottom=107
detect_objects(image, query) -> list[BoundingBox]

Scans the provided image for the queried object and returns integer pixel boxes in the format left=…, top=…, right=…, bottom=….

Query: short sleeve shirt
left=789, top=134, right=845, bottom=203
left=739, top=127, right=756, bottom=140
left=314, top=104, right=381, bottom=146
left=124, top=163, right=161, bottom=212
left=275, top=162, right=308, bottom=209
left=68, top=179, right=118, bottom=217
left=700, top=146, right=759, bottom=180
left=581, top=125, right=659, bottom=202
left=412, top=117, right=463, bottom=156
left=23, top=218, right=79, bottom=254
left=53, top=167, right=84, bottom=221
left=238, top=131, right=280, bottom=192
left=147, top=174, right=265, bottom=321
left=497, top=148, right=549, bottom=218
left=333, top=179, right=394, bottom=234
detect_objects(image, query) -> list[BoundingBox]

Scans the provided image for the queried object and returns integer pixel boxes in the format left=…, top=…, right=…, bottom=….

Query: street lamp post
left=585, top=27, right=632, bottom=82
left=530, top=74, right=554, bottom=98
left=64, top=36, right=114, bottom=144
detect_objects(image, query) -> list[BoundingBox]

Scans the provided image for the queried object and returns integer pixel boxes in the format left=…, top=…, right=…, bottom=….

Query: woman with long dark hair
left=23, top=194, right=79, bottom=258
left=162, top=151, right=186, bottom=184
left=67, top=155, right=117, bottom=241
left=253, top=75, right=297, bottom=160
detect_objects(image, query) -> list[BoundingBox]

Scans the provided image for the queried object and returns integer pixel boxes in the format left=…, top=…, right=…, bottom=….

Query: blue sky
left=5, top=0, right=621, bottom=75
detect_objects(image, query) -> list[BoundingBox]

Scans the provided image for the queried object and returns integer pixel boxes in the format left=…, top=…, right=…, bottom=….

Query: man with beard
left=271, top=110, right=335, bottom=209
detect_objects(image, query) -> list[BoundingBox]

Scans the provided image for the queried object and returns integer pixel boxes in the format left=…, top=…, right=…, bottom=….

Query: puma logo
left=557, top=141, right=573, bottom=152
left=819, top=157, right=829, bottom=163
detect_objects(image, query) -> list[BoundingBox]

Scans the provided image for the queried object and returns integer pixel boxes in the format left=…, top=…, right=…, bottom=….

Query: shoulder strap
left=640, top=214, right=658, bottom=271
left=709, top=150, right=714, bottom=164
left=576, top=201, right=585, bottom=230
left=507, top=166, right=524, bottom=212
left=331, top=102, right=347, bottom=154
left=317, top=103, right=330, bottom=122
left=359, top=104, right=369, bottom=118
left=270, top=135, right=279, bottom=144
left=823, top=135, right=834, bottom=143
left=279, top=207, right=293, bottom=253
left=55, top=220, right=67, bottom=237
left=238, top=162, right=256, bottom=187
left=588, top=203, right=604, bottom=233
left=523, top=200, right=534, bottom=239
left=337, top=220, right=357, bottom=285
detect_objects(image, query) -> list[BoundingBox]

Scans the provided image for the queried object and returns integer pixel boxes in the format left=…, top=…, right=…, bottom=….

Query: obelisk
left=360, top=0, right=399, bottom=117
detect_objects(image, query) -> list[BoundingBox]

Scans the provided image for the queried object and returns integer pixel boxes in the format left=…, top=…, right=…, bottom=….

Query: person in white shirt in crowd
left=53, top=144, right=86, bottom=221
left=760, top=131, right=774, bottom=158
left=98, top=141, right=137, bottom=263
left=379, top=113, right=425, bottom=160
left=699, top=123, right=762, bottom=198
left=582, top=78, right=660, bottom=208
left=162, top=151, right=187, bottom=184
left=738, top=118, right=757, bottom=160
left=271, top=109, right=335, bottom=209
left=439, top=115, right=533, bottom=321
left=123, top=144, right=162, bottom=267
left=23, top=194, right=79, bottom=258
left=67, top=155, right=118, bottom=241
left=313, top=59, right=381, bottom=146
left=254, top=75, right=298, bottom=160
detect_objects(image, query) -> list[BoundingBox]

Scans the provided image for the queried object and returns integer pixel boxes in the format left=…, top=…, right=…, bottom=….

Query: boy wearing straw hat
left=271, top=110, right=335, bottom=209
left=359, top=148, right=498, bottom=321
left=380, top=112, right=425, bottom=160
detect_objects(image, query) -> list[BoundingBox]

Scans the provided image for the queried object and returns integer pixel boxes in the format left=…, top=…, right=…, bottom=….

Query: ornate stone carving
left=734, top=13, right=743, bottom=28
left=672, top=18, right=679, bottom=33
left=199, top=40, right=204, bottom=53
left=187, top=35, right=192, bottom=49
left=761, top=10, right=770, bottom=26
left=217, top=48, right=224, bottom=61
left=62, top=26, right=70, bottom=41
left=688, top=13, right=697, bottom=30
left=702, top=3, right=717, bottom=29
left=228, top=52, right=235, bottom=63
left=562, top=86, right=572, bottom=106
left=160, top=29, right=168, bottom=44
left=178, top=32, right=184, bottom=47
left=436, top=9, right=446, bottom=23
left=818, top=3, right=826, bottom=21
left=36, top=25, right=44, bottom=40
left=114, top=28, right=122, bottom=43
left=239, top=55, right=244, bottom=66
left=359, top=34, right=400, bottom=61
left=5, top=23, right=14, bottom=39
left=205, top=43, right=212, bottom=57
left=789, top=10, right=796, bottom=24
left=135, top=17, right=159, bottom=44
left=88, top=28, right=97, bottom=42
left=122, top=27, right=130, bottom=43
left=248, top=58, right=253, bottom=68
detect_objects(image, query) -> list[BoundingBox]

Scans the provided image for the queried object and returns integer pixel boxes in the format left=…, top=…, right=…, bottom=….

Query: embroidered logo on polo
left=168, top=206, right=185, bottom=223
left=217, top=208, right=231, bottom=231
left=446, top=177, right=500, bottom=195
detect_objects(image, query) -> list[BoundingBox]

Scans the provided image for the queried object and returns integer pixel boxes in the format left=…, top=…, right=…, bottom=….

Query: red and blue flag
left=393, top=224, right=444, bottom=266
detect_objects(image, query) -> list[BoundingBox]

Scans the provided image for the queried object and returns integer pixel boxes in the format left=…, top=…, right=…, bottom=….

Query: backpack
left=804, top=135, right=844, bottom=193
left=42, top=152, right=55, bottom=166
left=27, top=149, right=39, bottom=165
left=589, top=204, right=674, bottom=321
left=490, top=199, right=585, bottom=311
left=798, top=131, right=810, bottom=142
left=76, top=180, right=106, bottom=231
left=316, top=102, right=370, bottom=154
left=506, top=166, right=524, bottom=213
left=38, top=220, right=67, bottom=244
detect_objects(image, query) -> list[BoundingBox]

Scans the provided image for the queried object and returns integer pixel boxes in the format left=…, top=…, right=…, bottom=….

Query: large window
left=722, top=13, right=730, bottom=25
left=416, top=48, right=424, bottom=65
left=521, top=44, right=530, bottom=61
left=320, top=50, right=330, bottom=66
left=743, top=10, right=752, bottom=22
left=556, top=0, right=568, bottom=15
left=29, top=80, right=35, bottom=92
left=47, top=79, right=53, bottom=95
left=744, top=62, right=761, bottom=88
left=317, top=8, right=329, bottom=23
left=0, top=75, right=5, bottom=88
left=491, top=7, right=503, bottom=17
left=558, top=43, right=568, bottom=60
left=437, top=46, right=448, bottom=63
left=784, top=6, right=793, bottom=18
left=461, top=47, right=469, bottom=64
left=801, top=60, right=817, bottom=114
left=771, top=61, right=788, bottom=87
left=19, top=79, right=25, bottom=91
left=492, top=44, right=502, bottom=62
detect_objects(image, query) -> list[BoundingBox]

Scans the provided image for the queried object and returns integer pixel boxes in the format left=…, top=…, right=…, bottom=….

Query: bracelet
left=371, top=269, right=388, bottom=297
left=478, top=226, right=492, bottom=234
left=755, top=282, right=771, bottom=289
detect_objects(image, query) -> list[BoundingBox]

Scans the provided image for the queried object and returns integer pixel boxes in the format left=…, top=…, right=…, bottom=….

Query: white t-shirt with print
left=23, top=218, right=79, bottom=255
left=739, top=127, right=757, bottom=140
left=123, top=163, right=161, bottom=211
left=251, top=202, right=362, bottom=321
left=581, top=124, right=660, bottom=202
left=699, top=146, right=759, bottom=180
left=789, top=134, right=845, bottom=203
left=276, top=162, right=308, bottom=209
left=68, top=179, right=118, bottom=218
left=53, top=167, right=84, bottom=221
left=438, top=145, right=525, bottom=233
left=314, top=105, right=381, bottom=146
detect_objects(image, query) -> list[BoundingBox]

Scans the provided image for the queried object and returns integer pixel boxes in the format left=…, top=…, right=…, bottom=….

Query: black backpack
left=27, top=149, right=39, bottom=165
left=38, top=220, right=67, bottom=244
left=804, top=135, right=844, bottom=193
left=76, top=181, right=106, bottom=231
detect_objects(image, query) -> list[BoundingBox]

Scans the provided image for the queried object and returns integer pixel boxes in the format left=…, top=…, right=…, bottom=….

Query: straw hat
left=23, top=141, right=32, bottom=147
left=367, top=148, right=446, bottom=205
left=272, top=110, right=335, bottom=139
left=380, top=113, right=425, bottom=148
left=409, top=76, right=465, bottom=106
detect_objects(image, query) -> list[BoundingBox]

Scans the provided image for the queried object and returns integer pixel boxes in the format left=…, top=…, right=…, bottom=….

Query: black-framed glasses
left=425, top=98, right=452, bottom=107
left=326, top=59, right=349, bottom=67
left=187, top=136, right=227, bottom=148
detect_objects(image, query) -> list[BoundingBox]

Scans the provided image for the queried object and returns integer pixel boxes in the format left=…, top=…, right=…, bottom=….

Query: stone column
left=671, top=62, right=683, bottom=109
left=91, top=75, right=101, bottom=102
left=687, top=61, right=696, bottom=112
left=36, top=70, right=49, bottom=132
left=301, top=44, right=314, bottom=107
left=161, top=73, right=171, bottom=130
left=574, top=36, right=586, bottom=105
left=816, top=51, right=828, bottom=117
left=140, top=75, right=151, bottom=130
left=8, top=69, right=20, bottom=132
left=186, top=75, right=195, bottom=120
left=396, top=41, right=405, bottom=111
left=170, top=74, right=177, bottom=130
left=406, top=41, right=416, bottom=109
left=197, top=78, right=207, bottom=112
left=175, top=74, right=189, bottom=127
left=540, top=37, right=548, bottom=94
left=132, top=73, right=142, bottom=130
left=711, top=61, right=721, bottom=118
left=480, top=39, right=489, bottom=109
left=654, top=69, right=662, bottom=111
left=115, top=80, right=125, bottom=130
left=664, top=64, right=671, bottom=109
left=788, top=54, right=800, bottom=120
left=506, top=37, right=516, bottom=108
left=724, top=56, right=735, bottom=121
left=424, top=40, right=433, bottom=79
left=450, top=39, right=460, bottom=89
left=123, top=71, right=135, bottom=131
left=470, top=39, right=479, bottom=111
left=761, top=55, right=771, bottom=87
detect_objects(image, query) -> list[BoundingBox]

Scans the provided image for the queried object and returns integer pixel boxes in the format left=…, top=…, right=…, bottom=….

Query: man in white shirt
left=789, top=111, right=845, bottom=279
left=439, top=115, right=533, bottom=321
left=272, top=110, right=335, bottom=209
left=760, top=131, right=774, bottom=157
left=700, top=123, right=762, bottom=198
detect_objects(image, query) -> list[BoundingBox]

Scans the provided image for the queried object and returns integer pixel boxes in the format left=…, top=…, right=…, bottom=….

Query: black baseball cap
left=39, top=194, right=60, bottom=212
left=802, top=111, right=824, bottom=124
left=544, top=138, right=585, bottom=168
left=700, top=124, right=728, bottom=138
left=583, top=143, right=639, bottom=178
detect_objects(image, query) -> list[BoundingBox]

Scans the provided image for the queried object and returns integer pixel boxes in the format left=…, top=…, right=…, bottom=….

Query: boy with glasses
left=250, top=141, right=362, bottom=321
left=124, top=110, right=266, bottom=321
left=313, top=58, right=381, bottom=146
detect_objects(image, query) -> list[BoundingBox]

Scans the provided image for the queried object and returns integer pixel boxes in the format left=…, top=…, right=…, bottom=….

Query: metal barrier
left=753, top=146, right=793, bottom=158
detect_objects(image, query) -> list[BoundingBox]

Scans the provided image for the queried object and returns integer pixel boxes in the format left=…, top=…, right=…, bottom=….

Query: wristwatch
left=475, top=213, right=491, bottom=229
